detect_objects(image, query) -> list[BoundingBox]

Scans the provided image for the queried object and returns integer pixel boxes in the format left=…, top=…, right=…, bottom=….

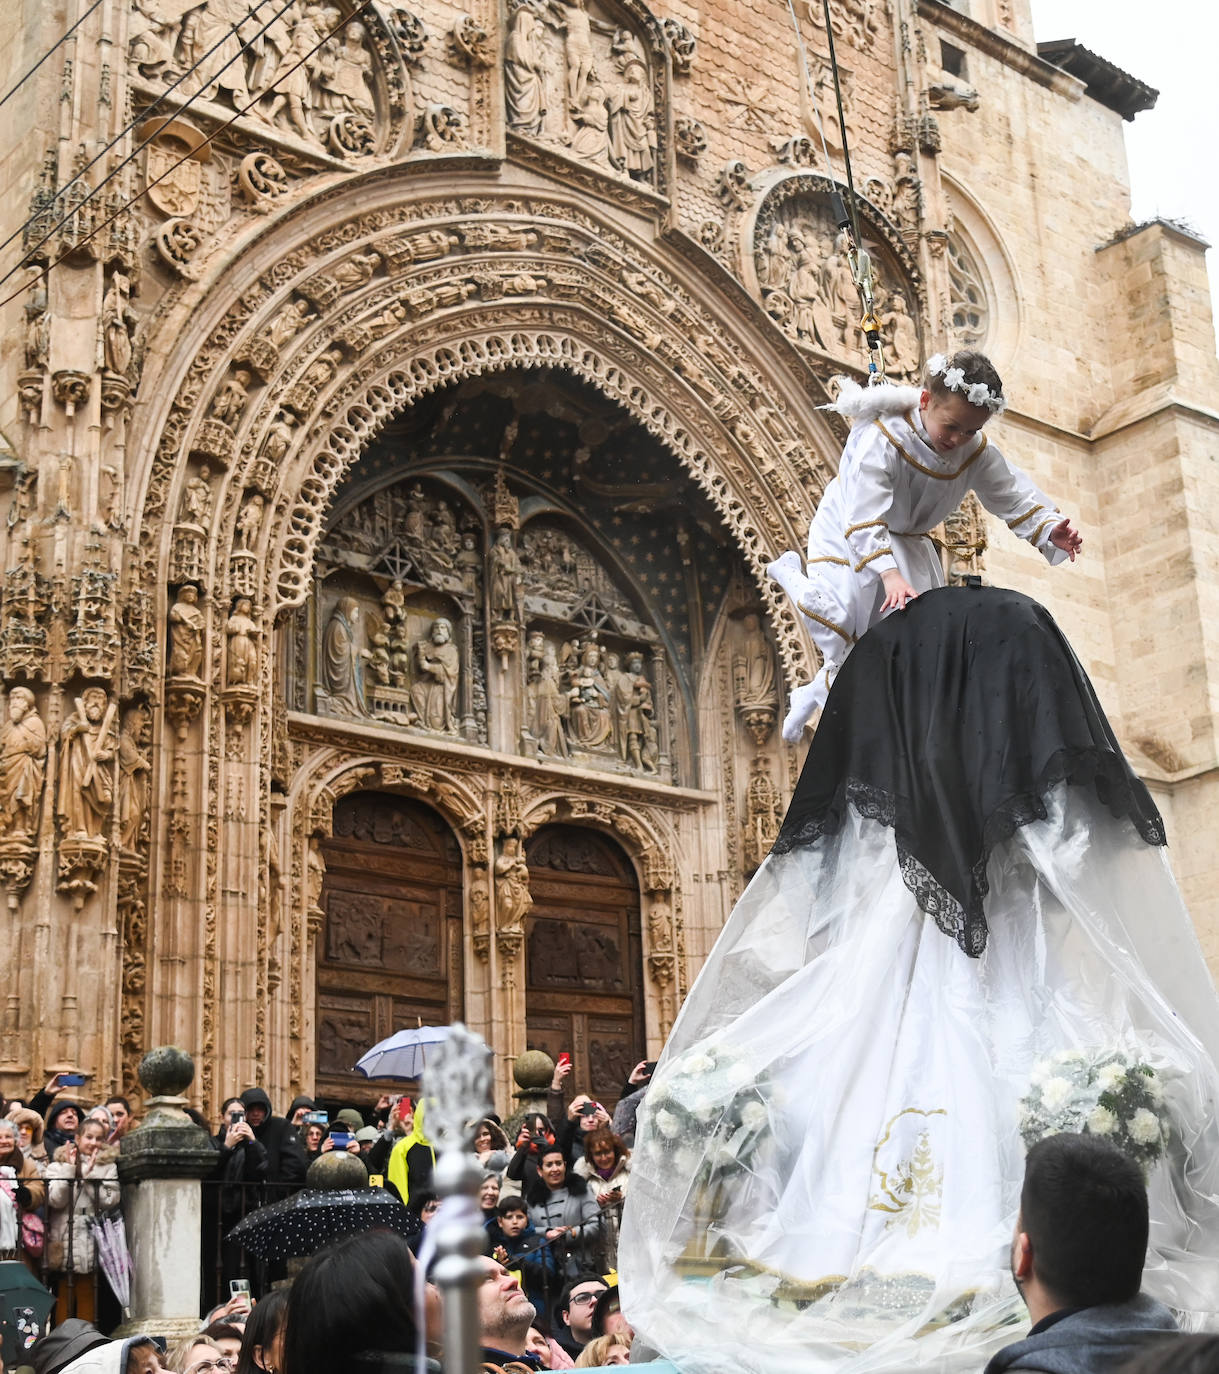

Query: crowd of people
left=2, top=1058, right=647, bottom=1370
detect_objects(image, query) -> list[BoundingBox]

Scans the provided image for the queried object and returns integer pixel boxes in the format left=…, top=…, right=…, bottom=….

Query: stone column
left=114, top=1046, right=217, bottom=1342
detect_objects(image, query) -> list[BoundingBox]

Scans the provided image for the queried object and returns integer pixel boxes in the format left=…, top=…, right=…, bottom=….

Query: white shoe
left=782, top=678, right=825, bottom=742
left=766, top=549, right=810, bottom=607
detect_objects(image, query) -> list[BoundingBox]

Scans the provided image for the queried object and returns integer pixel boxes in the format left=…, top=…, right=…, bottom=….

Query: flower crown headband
left=926, top=353, right=1007, bottom=415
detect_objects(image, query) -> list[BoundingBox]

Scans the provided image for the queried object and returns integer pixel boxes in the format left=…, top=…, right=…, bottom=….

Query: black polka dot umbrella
left=226, top=1188, right=418, bottom=1261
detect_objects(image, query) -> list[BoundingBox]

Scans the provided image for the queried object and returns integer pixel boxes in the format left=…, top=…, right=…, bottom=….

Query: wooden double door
left=524, top=827, right=645, bottom=1111
left=316, top=792, right=463, bottom=1100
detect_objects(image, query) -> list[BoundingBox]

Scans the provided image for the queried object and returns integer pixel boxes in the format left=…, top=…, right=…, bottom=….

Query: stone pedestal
left=113, top=1046, right=216, bottom=1343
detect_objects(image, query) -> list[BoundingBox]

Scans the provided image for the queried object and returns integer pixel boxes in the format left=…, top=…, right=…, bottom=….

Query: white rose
left=739, top=1101, right=768, bottom=1131
left=1040, top=1077, right=1074, bottom=1113
left=1127, top=1109, right=1161, bottom=1146
left=682, top=1053, right=714, bottom=1076
left=966, top=382, right=991, bottom=407
left=1087, top=1105, right=1117, bottom=1135
left=1145, top=1073, right=1164, bottom=1105
left=655, top=1108, right=681, bottom=1139
left=1052, top=1049, right=1086, bottom=1069
left=943, top=366, right=966, bottom=391
left=927, top=353, right=947, bottom=376
left=1096, top=1063, right=1126, bottom=1093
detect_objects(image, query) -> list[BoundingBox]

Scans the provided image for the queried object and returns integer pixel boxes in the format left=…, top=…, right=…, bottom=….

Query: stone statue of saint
left=210, top=370, right=250, bottom=424
left=226, top=597, right=260, bottom=686
left=322, top=597, right=368, bottom=716
left=101, top=273, right=136, bottom=377
left=117, top=704, right=151, bottom=854
left=236, top=493, right=265, bottom=551
left=317, top=21, right=375, bottom=116
left=0, top=686, right=47, bottom=840
left=58, top=687, right=116, bottom=841
left=179, top=466, right=212, bottom=528
left=734, top=612, right=777, bottom=706
left=533, top=641, right=569, bottom=758
left=881, top=290, right=921, bottom=381
left=409, top=618, right=461, bottom=732
left=505, top=1, right=548, bottom=135
left=567, top=640, right=611, bottom=748
left=494, top=835, right=533, bottom=934
left=168, top=584, right=205, bottom=677
left=624, top=652, right=658, bottom=773
left=488, top=528, right=522, bottom=620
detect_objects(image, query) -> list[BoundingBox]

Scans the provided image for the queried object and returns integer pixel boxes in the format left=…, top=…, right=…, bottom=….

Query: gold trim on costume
left=798, top=605, right=857, bottom=645
left=1029, top=516, right=1057, bottom=545
left=844, top=518, right=889, bottom=537
left=854, top=548, right=894, bottom=572
left=875, top=419, right=988, bottom=480
left=1006, top=503, right=1045, bottom=531
left=807, top=554, right=851, bottom=567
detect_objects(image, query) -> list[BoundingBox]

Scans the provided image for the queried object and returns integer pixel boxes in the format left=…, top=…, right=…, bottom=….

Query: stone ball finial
left=513, top=1049, right=555, bottom=1091
left=138, top=1045, right=195, bottom=1100
left=307, top=1149, right=369, bottom=1190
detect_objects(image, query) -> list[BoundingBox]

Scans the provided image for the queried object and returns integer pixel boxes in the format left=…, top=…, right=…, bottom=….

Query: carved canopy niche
left=750, top=175, right=925, bottom=381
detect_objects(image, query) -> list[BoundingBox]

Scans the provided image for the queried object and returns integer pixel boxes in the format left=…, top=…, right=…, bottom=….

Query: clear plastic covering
left=619, top=785, right=1219, bottom=1372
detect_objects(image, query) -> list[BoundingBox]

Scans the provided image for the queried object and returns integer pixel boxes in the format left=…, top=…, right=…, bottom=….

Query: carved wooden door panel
left=525, top=827, right=644, bottom=1111
left=316, top=792, right=463, bottom=1099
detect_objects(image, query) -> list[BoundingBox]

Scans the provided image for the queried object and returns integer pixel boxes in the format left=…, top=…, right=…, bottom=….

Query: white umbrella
left=353, top=1025, right=451, bottom=1080
left=86, top=1210, right=132, bottom=1318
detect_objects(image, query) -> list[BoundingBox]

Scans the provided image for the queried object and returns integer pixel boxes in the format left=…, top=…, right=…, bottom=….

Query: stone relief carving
left=742, top=754, right=781, bottom=872
left=752, top=176, right=922, bottom=370
left=0, top=688, right=47, bottom=842
left=661, top=17, right=695, bottom=73
left=117, top=703, right=152, bottom=854
left=494, top=834, right=533, bottom=936
left=128, top=2, right=396, bottom=159
left=225, top=596, right=260, bottom=686
left=168, top=583, right=205, bottom=678
left=408, top=617, right=461, bottom=731
left=505, top=0, right=659, bottom=186
left=732, top=611, right=778, bottom=746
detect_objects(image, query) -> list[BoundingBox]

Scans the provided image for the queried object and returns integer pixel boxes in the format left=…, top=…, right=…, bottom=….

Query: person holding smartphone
left=573, top=1127, right=631, bottom=1270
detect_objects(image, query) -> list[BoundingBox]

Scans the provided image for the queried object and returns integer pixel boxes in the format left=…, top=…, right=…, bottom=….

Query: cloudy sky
left=1028, top=0, right=1219, bottom=345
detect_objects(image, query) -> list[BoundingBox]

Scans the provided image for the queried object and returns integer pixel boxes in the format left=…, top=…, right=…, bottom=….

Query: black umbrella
left=0, top=1261, right=55, bottom=1367
left=225, top=1188, right=418, bottom=1261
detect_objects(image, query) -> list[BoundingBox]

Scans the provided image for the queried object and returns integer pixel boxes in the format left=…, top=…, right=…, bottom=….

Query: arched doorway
left=316, top=792, right=463, bottom=1100
left=524, top=826, right=644, bottom=1110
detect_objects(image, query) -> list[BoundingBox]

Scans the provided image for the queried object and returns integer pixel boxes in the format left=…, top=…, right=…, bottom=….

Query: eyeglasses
left=185, top=1360, right=233, bottom=1374
left=568, top=1290, right=605, bottom=1306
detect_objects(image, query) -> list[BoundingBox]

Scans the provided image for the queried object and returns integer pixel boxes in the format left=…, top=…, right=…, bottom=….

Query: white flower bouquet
left=1019, top=1048, right=1169, bottom=1173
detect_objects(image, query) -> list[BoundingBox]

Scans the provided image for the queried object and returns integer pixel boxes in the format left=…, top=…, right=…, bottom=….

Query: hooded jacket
left=983, top=1294, right=1179, bottom=1373
left=239, top=1087, right=307, bottom=1187
left=43, top=1101, right=85, bottom=1156
left=386, top=1100, right=434, bottom=1204
left=58, top=1336, right=159, bottom=1374
left=30, top=1317, right=109, bottom=1374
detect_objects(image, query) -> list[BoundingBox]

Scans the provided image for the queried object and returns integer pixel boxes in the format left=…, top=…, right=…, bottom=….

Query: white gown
left=768, top=398, right=1067, bottom=738
left=619, top=592, right=1219, bottom=1374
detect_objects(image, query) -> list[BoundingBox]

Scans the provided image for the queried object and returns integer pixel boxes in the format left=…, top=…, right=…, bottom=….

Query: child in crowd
left=768, top=350, right=1083, bottom=739
left=488, top=1194, right=558, bottom=1324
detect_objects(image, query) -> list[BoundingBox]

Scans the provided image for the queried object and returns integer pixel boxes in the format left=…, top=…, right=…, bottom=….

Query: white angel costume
left=768, top=383, right=1068, bottom=741
left=619, top=588, right=1219, bottom=1374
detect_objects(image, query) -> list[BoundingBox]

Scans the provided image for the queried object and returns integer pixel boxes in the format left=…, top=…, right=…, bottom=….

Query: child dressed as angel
left=768, top=349, right=1083, bottom=740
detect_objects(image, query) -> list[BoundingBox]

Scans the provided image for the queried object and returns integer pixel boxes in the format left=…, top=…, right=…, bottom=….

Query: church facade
left=0, top=0, right=1215, bottom=1114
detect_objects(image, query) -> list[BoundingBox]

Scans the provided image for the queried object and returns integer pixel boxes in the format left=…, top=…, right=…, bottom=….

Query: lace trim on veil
left=771, top=746, right=1167, bottom=957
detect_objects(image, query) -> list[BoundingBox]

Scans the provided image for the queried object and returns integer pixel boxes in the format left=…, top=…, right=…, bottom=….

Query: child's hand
left=880, top=569, right=918, bottom=612
left=1049, top=518, right=1083, bottom=562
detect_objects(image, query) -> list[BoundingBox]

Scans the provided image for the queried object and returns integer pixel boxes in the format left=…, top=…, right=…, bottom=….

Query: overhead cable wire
left=0, top=0, right=107, bottom=109
left=0, top=0, right=376, bottom=316
left=1, top=0, right=298, bottom=277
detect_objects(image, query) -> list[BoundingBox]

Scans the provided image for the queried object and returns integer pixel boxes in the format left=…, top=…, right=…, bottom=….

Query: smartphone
left=231, top=1109, right=245, bottom=1125
left=579, top=1100, right=599, bottom=1116
left=642, top=1061, right=657, bottom=1077
left=556, top=1052, right=571, bottom=1070
left=329, top=1131, right=352, bottom=1149
left=60, top=1073, right=86, bottom=1087
left=229, top=1278, right=252, bottom=1311
left=305, top=1110, right=329, bottom=1126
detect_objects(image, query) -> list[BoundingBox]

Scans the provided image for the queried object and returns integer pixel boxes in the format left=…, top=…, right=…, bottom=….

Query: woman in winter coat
left=45, top=1117, right=121, bottom=1322
left=9, top=1106, right=49, bottom=1167
left=0, top=1117, right=45, bottom=1273
left=526, top=1147, right=601, bottom=1280
left=572, top=1127, right=630, bottom=1269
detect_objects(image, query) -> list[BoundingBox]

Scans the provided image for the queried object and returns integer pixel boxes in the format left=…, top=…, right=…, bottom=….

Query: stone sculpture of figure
left=322, top=596, right=368, bottom=716
left=734, top=612, right=777, bottom=705
left=236, top=493, right=265, bottom=551
left=608, top=58, right=655, bottom=178
left=505, top=1, right=548, bottom=134
left=551, top=0, right=610, bottom=111
left=188, top=0, right=254, bottom=106
left=317, top=21, right=375, bottom=115
left=101, top=273, right=136, bottom=377
left=760, top=222, right=793, bottom=290
left=892, top=149, right=920, bottom=227
left=267, top=8, right=324, bottom=141
left=567, top=640, right=612, bottom=748
left=624, top=652, right=659, bottom=772
left=261, top=413, right=296, bottom=464
left=431, top=500, right=458, bottom=555
left=210, top=370, right=251, bottom=424
left=569, top=78, right=610, bottom=164
left=787, top=232, right=828, bottom=345
left=58, top=687, right=116, bottom=842
left=226, top=597, right=260, bottom=686
left=404, top=483, right=428, bottom=540
left=168, top=584, right=205, bottom=677
left=409, top=618, right=461, bottom=732
left=827, top=231, right=860, bottom=347
left=456, top=532, right=481, bottom=594
left=266, top=298, right=316, bottom=352
left=0, top=687, right=47, bottom=840
left=534, top=642, right=569, bottom=757
left=179, top=466, right=212, bottom=527
left=606, top=651, right=631, bottom=757
left=329, top=252, right=381, bottom=293
left=24, top=283, right=49, bottom=370
left=488, top=528, right=522, bottom=620
left=117, top=704, right=151, bottom=854
left=494, top=835, right=533, bottom=934
left=881, top=290, right=921, bottom=381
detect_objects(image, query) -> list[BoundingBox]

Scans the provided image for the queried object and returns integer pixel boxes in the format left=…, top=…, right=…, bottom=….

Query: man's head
left=8, top=686, right=34, bottom=722
left=497, top=1196, right=530, bottom=1238
left=239, top=1087, right=273, bottom=1131
left=476, top=1256, right=537, bottom=1356
left=1012, top=1132, right=1148, bottom=1317
left=560, top=1273, right=608, bottom=1346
